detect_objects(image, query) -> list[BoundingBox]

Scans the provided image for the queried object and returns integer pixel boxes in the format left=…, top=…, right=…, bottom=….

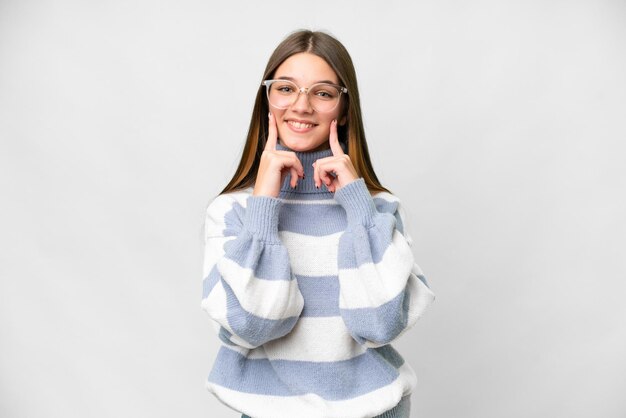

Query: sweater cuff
left=333, top=178, right=378, bottom=229
left=243, top=195, right=283, bottom=244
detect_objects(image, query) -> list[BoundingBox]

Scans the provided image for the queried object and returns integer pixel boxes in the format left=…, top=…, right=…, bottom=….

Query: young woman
left=201, top=29, right=435, bottom=418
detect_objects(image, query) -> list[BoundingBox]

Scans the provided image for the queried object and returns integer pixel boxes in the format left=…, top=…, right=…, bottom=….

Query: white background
left=1, top=1, right=625, bottom=417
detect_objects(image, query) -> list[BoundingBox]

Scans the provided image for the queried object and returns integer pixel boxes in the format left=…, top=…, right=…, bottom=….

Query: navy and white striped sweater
left=201, top=142, right=435, bottom=418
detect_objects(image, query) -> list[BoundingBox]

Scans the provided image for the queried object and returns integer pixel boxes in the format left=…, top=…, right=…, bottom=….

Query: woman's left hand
left=313, top=119, right=359, bottom=193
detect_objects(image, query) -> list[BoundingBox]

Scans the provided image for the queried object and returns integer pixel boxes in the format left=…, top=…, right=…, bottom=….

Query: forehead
left=274, top=52, right=339, bottom=84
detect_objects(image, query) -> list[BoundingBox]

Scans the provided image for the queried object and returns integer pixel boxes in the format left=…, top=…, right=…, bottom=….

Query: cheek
left=329, top=108, right=342, bottom=123
left=320, top=116, right=336, bottom=128
left=271, top=109, right=287, bottom=135
left=275, top=123, right=287, bottom=139
left=271, top=108, right=285, bottom=120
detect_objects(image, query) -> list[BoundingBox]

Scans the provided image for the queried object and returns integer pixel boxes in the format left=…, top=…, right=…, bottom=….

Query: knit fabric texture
left=201, top=142, right=435, bottom=418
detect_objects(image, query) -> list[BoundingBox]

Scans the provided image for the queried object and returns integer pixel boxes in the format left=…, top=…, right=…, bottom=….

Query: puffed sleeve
left=201, top=192, right=304, bottom=349
left=333, top=178, right=435, bottom=348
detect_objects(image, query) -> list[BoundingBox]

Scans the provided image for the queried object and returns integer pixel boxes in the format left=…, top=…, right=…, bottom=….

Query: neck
left=275, top=141, right=347, bottom=198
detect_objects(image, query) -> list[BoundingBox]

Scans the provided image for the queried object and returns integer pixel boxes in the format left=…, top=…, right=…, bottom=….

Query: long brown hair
left=218, top=29, right=391, bottom=196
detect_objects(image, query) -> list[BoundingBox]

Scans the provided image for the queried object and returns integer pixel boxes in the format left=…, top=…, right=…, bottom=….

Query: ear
left=339, top=115, right=347, bottom=126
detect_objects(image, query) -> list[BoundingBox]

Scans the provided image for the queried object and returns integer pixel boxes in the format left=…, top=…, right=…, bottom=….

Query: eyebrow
left=275, top=76, right=339, bottom=85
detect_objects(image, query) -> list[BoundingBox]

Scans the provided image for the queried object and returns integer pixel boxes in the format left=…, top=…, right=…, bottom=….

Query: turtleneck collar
left=275, top=141, right=348, bottom=198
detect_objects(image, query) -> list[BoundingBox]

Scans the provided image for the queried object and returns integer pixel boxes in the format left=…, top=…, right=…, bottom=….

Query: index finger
left=329, top=119, right=344, bottom=156
left=265, top=112, right=278, bottom=151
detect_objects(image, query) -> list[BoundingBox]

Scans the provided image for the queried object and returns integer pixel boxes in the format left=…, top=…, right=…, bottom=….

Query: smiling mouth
left=287, top=120, right=317, bottom=129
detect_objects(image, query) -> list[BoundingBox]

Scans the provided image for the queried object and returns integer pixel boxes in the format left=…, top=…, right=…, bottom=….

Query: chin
left=292, top=143, right=314, bottom=151
left=281, top=138, right=317, bottom=152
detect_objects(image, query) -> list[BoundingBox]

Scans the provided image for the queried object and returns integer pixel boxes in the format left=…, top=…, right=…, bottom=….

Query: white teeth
left=288, top=120, right=314, bottom=129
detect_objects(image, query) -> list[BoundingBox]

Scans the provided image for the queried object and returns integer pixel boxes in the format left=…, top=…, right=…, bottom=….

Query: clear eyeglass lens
left=266, top=80, right=342, bottom=112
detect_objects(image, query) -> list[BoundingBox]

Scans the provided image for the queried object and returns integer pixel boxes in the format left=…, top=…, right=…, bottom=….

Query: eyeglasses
left=262, top=79, right=348, bottom=113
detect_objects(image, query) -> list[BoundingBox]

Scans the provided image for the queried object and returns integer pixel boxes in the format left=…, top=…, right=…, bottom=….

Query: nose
left=290, top=89, right=314, bottom=113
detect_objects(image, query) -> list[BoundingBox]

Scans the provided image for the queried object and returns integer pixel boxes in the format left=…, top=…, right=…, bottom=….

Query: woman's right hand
left=253, top=112, right=305, bottom=197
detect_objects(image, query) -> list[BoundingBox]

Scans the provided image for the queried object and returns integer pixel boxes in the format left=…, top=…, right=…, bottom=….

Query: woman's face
left=269, top=52, right=344, bottom=152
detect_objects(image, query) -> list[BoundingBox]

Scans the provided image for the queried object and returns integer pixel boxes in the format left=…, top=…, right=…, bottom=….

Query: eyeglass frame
left=261, top=79, right=348, bottom=113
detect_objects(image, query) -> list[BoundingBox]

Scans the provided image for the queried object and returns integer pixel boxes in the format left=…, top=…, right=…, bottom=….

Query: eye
left=273, top=82, right=296, bottom=94
left=311, top=85, right=338, bottom=100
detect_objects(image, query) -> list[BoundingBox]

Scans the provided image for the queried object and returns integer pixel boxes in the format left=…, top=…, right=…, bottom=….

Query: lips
left=286, top=119, right=317, bottom=129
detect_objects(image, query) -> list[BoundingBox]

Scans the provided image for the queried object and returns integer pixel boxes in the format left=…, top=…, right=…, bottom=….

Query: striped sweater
left=201, top=142, right=435, bottom=418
